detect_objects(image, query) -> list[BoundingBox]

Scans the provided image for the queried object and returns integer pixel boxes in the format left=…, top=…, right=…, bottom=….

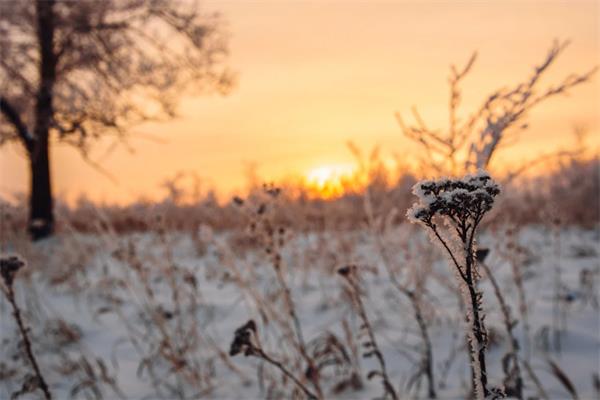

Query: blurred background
left=1, top=0, right=598, bottom=206
left=1, top=3, right=599, bottom=399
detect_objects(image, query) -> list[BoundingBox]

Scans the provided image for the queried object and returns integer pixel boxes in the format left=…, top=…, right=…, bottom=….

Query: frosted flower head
left=407, top=170, right=500, bottom=225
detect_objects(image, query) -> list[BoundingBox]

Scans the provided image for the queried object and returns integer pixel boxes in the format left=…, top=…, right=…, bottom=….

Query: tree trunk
left=28, top=136, right=53, bottom=240
left=28, top=0, right=56, bottom=240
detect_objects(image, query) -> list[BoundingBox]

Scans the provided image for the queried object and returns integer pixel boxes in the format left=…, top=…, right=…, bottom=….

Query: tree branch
left=0, top=96, right=35, bottom=152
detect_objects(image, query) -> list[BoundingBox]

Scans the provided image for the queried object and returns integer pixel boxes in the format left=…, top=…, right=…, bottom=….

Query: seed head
left=337, top=264, right=357, bottom=278
left=0, top=255, right=26, bottom=287
left=230, top=320, right=258, bottom=357
left=407, top=170, right=500, bottom=225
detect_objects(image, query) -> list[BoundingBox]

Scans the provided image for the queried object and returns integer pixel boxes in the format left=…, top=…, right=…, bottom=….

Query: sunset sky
left=1, top=0, right=598, bottom=204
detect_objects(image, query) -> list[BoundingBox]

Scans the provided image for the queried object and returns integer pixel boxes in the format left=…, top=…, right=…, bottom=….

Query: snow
left=407, top=172, right=501, bottom=228
left=1, top=224, right=598, bottom=399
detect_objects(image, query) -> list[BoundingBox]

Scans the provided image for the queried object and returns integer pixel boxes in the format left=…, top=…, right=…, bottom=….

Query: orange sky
left=1, top=0, right=599, bottom=204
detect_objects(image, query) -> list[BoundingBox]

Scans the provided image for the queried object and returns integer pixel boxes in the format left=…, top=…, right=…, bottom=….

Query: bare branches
left=449, top=52, right=477, bottom=170
left=396, top=52, right=478, bottom=175
left=397, top=40, right=596, bottom=176
left=503, top=150, right=579, bottom=183
left=469, top=40, right=596, bottom=171
left=0, top=96, right=35, bottom=152
left=0, top=0, right=233, bottom=154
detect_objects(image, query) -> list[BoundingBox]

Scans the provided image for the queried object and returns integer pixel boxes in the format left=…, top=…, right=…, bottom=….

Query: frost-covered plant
left=397, top=40, right=596, bottom=177
left=1, top=255, right=52, bottom=400
left=407, top=171, right=500, bottom=398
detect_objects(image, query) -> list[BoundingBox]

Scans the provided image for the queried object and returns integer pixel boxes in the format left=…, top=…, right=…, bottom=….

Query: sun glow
left=304, top=164, right=356, bottom=198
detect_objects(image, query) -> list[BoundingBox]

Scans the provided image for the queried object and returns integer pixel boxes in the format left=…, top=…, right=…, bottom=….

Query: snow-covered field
left=1, top=224, right=598, bottom=399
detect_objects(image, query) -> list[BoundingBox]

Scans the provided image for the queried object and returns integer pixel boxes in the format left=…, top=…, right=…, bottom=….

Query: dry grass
left=1, top=153, right=597, bottom=239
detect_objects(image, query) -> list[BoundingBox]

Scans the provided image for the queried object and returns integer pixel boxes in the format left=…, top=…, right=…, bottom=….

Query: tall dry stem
left=338, top=265, right=398, bottom=400
left=1, top=255, right=52, bottom=400
left=407, top=171, right=501, bottom=398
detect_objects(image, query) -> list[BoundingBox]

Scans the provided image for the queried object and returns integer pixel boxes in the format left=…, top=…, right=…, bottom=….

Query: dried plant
left=304, top=331, right=362, bottom=395
left=479, top=255, right=523, bottom=399
left=91, top=230, right=241, bottom=398
left=397, top=40, right=597, bottom=177
left=233, top=186, right=324, bottom=398
left=496, top=226, right=532, bottom=361
left=337, top=265, right=398, bottom=400
left=229, top=320, right=318, bottom=400
left=550, top=216, right=565, bottom=353
left=0, top=255, right=52, bottom=400
left=407, top=171, right=501, bottom=398
left=547, top=358, right=579, bottom=400
left=367, top=215, right=437, bottom=398
left=358, top=154, right=437, bottom=398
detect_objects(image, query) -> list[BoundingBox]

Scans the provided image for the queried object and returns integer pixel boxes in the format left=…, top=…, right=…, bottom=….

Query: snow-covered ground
left=1, top=224, right=598, bottom=399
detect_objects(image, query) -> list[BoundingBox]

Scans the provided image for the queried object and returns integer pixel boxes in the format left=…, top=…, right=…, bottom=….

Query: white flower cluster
left=407, top=170, right=501, bottom=225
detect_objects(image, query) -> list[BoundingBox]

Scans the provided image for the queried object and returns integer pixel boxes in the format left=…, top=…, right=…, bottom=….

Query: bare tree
left=396, top=40, right=596, bottom=177
left=0, top=0, right=233, bottom=239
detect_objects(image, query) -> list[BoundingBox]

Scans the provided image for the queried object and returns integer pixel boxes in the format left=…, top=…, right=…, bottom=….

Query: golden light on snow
left=304, top=164, right=356, bottom=198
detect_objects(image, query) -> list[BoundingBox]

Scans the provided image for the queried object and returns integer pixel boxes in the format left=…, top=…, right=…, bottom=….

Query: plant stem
left=465, top=272, right=489, bottom=398
left=5, top=285, right=52, bottom=400
left=481, top=262, right=523, bottom=399
left=348, top=278, right=398, bottom=400
left=407, top=291, right=437, bottom=398
left=371, top=230, right=436, bottom=398
left=256, top=349, right=318, bottom=400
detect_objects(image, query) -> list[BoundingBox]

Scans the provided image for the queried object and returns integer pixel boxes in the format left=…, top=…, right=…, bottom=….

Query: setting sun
left=304, top=164, right=356, bottom=198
